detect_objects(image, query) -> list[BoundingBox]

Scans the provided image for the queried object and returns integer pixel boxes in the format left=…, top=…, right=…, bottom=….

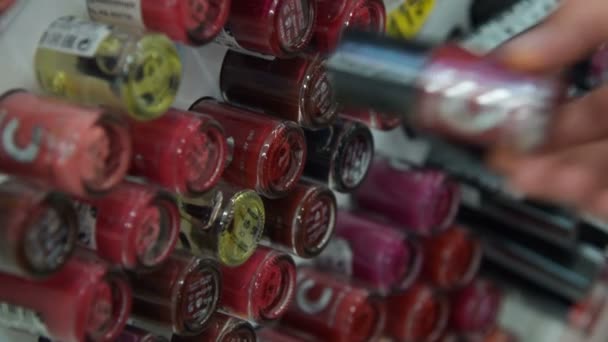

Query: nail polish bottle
left=86, top=0, right=231, bottom=45
left=263, top=182, right=336, bottom=258
left=35, top=16, right=182, bottom=121
left=303, top=119, right=374, bottom=193
left=171, top=313, right=257, bottom=342
left=191, top=98, right=306, bottom=198
left=449, top=280, right=502, bottom=334
left=220, top=51, right=338, bottom=128
left=327, top=31, right=564, bottom=150
left=216, top=0, right=316, bottom=57
left=340, top=108, right=402, bottom=131
left=281, top=267, right=385, bottom=342
left=220, top=246, right=296, bottom=322
left=354, top=159, right=460, bottom=236
left=129, top=250, right=222, bottom=336
left=0, top=248, right=132, bottom=342
left=78, top=181, right=180, bottom=269
left=117, top=326, right=169, bottom=342
left=422, top=226, right=482, bottom=290
left=257, top=326, right=317, bottom=341
left=178, top=183, right=265, bottom=266
left=129, top=108, right=228, bottom=197
left=0, top=90, right=131, bottom=198
left=308, top=0, right=385, bottom=54
left=315, top=211, right=422, bottom=295
left=0, top=179, right=77, bottom=278
left=385, top=283, right=450, bottom=342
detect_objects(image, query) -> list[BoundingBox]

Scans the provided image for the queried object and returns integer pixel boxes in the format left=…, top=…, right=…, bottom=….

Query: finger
left=496, top=0, right=608, bottom=72
left=585, top=190, right=608, bottom=220
left=489, top=140, right=608, bottom=205
left=543, top=86, right=608, bottom=150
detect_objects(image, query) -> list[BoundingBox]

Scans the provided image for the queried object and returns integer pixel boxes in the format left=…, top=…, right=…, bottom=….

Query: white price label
left=87, top=0, right=144, bottom=28
left=38, top=16, right=111, bottom=57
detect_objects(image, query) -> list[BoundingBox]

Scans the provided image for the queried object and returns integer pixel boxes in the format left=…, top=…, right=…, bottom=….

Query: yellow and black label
left=387, top=0, right=436, bottom=39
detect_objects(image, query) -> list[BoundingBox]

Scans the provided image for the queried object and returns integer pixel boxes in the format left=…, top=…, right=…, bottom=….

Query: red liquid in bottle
left=87, top=0, right=231, bottom=45
left=129, top=108, right=227, bottom=197
left=282, top=267, right=385, bottom=342
left=129, top=250, right=222, bottom=335
left=385, top=283, right=449, bottom=342
left=191, top=99, right=306, bottom=198
left=309, top=0, right=385, bottom=54
left=220, top=246, right=296, bottom=322
left=171, top=313, right=257, bottom=342
left=0, top=180, right=77, bottom=278
left=0, top=249, right=132, bottom=342
left=422, top=226, right=482, bottom=289
left=0, top=91, right=131, bottom=197
left=82, top=181, right=180, bottom=269
left=263, top=182, right=337, bottom=258
left=221, top=52, right=338, bottom=128
left=222, top=0, right=316, bottom=57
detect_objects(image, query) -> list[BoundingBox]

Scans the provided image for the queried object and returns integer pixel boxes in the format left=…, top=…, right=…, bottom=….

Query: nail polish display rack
left=1, top=0, right=608, bottom=341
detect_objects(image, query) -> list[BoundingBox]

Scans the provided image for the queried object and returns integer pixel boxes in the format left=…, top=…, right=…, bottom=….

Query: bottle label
left=182, top=269, right=217, bottom=330
left=38, top=16, right=111, bottom=57
left=75, top=202, right=98, bottom=249
left=277, top=0, right=308, bottom=48
left=315, top=239, right=353, bottom=276
left=303, top=197, right=332, bottom=247
left=339, top=129, right=373, bottom=189
left=0, top=303, right=49, bottom=336
left=213, top=28, right=275, bottom=61
left=295, top=273, right=334, bottom=315
left=0, top=109, right=43, bottom=163
left=387, top=0, right=436, bottom=39
left=86, top=0, right=144, bottom=28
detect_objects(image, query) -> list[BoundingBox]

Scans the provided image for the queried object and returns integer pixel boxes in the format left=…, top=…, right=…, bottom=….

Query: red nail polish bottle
left=354, top=159, right=460, bottom=236
left=303, top=119, right=374, bottom=193
left=309, top=0, right=385, bottom=54
left=129, top=108, right=228, bottom=197
left=87, top=0, right=231, bottom=45
left=257, top=326, right=318, bottom=341
left=171, top=313, right=257, bottom=342
left=422, top=226, right=482, bottom=290
left=0, top=248, right=132, bottom=342
left=316, top=211, right=422, bottom=295
left=263, top=182, right=336, bottom=258
left=220, top=246, right=296, bottom=322
left=79, top=181, right=180, bottom=269
left=221, top=51, right=338, bottom=128
left=129, top=250, right=222, bottom=336
left=340, top=108, right=401, bottom=131
left=191, top=98, right=306, bottom=198
left=385, top=283, right=450, bottom=342
left=0, top=179, right=77, bottom=278
left=0, top=90, right=131, bottom=198
left=450, top=280, right=502, bottom=333
left=282, top=267, right=385, bottom=342
left=117, top=326, right=168, bottom=342
left=218, top=0, right=316, bottom=57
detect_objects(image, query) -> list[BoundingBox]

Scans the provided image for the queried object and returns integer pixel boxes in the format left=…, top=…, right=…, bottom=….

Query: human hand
left=488, top=0, right=608, bottom=217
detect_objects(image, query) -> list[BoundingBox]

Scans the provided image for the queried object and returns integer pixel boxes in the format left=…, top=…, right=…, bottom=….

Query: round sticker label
left=387, top=0, right=435, bottom=39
